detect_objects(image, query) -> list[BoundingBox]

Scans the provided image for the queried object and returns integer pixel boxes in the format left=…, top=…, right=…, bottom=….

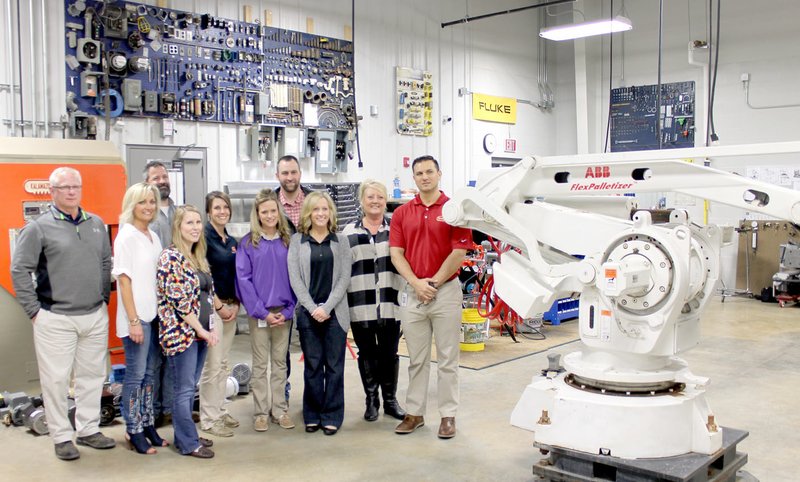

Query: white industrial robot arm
left=443, top=142, right=800, bottom=458
left=444, top=144, right=800, bottom=321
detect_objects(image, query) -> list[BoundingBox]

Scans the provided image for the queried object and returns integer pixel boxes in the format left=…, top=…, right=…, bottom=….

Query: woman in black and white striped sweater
left=342, top=180, right=406, bottom=423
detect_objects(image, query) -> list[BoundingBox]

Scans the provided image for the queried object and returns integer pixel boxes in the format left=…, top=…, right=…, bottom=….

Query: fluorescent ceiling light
left=539, top=16, right=632, bottom=41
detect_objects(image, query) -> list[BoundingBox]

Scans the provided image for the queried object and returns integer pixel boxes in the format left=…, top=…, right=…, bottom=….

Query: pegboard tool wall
left=64, top=0, right=355, bottom=130
left=610, top=81, right=695, bottom=152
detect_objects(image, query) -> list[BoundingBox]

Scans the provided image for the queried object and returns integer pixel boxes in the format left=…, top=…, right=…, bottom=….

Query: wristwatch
left=129, top=317, right=141, bottom=326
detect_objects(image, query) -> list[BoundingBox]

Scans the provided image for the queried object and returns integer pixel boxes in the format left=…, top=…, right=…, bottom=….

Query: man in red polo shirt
left=389, top=155, right=472, bottom=439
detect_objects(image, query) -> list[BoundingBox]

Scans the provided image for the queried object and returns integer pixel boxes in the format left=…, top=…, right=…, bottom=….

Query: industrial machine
left=0, top=391, right=48, bottom=436
left=443, top=142, right=800, bottom=478
left=0, top=137, right=127, bottom=390
left=772, top=241, right=800, bottom=306
left=67, top=383, right=121, bottom=428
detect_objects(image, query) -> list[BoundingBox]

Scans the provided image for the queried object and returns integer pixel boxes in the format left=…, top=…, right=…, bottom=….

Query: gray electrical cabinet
left=315, top=130, right=337, bottom=174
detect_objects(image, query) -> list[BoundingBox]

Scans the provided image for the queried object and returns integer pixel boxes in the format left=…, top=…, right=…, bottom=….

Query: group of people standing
left=10, top=154, right=472, bottom=461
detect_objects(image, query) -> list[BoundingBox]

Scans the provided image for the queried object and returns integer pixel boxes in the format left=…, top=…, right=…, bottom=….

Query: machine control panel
left=22, top=201, right=52, bottom=222
left=610, top=81, right=695, bottom=152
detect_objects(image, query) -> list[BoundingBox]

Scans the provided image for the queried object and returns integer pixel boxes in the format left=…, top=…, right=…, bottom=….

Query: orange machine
left=0, top=137, right=128, bottom=389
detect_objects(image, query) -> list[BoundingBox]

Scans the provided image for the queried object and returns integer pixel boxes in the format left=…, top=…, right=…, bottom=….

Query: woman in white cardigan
left=287, top=191, right=351, bottom=436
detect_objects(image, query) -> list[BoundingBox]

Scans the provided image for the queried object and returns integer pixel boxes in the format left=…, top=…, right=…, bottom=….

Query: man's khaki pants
left=399, top=278, right=461, bottom=418
left=33, top=306, right=108, bottom=444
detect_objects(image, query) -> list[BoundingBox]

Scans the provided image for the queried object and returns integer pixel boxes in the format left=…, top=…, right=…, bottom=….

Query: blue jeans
left=167, top=340, right=207, bottom=454
left=297, top=311, right=347, bottom=428
left=149, top=318, right=173, bottom=416
left=121, top=320, right=157, bottom=433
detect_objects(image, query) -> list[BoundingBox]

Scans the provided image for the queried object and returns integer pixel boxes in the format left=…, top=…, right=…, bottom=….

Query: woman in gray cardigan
left=287, top=191, right=352, bottom=435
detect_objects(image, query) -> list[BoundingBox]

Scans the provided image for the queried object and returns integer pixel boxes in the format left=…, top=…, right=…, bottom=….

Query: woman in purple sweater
left=235, top=189, right=297, bottom=433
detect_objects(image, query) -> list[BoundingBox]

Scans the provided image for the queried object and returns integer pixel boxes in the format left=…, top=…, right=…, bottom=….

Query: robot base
left=511, top=373, right=722, bottom=459
left=532, top=427, right=750, bottom=482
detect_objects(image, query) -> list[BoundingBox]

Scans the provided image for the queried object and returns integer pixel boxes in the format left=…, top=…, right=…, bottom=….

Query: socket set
left=64, top=0, right=355, bottom=129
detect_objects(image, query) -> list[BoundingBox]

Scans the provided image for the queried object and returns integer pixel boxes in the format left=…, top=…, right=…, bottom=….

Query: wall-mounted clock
left=483, top=133, right=497, bottom=154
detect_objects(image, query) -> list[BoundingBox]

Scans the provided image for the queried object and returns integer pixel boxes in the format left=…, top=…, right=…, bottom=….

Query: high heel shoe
left=143, top=425, right=169, bottom=447
left=126, top=432, right=157, bottom=455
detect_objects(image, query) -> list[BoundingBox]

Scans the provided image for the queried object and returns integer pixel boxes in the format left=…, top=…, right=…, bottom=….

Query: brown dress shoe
left=395, top=414, right=425, bottom=434
left=438, top=417, right=456, bottom=439
left=187, top=445, right=215, bottom=459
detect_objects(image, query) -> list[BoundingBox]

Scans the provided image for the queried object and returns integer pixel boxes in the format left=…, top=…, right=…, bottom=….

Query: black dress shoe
left=305, top=424, right=320, bottom=433
left=322, top=426, right=338, bottom=436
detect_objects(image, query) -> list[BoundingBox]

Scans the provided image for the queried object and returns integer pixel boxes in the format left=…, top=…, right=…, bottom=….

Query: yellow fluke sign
left=472, top=93, right=517, bottom=124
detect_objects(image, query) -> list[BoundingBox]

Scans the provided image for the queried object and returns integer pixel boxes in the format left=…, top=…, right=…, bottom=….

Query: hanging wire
left=656, top=0, right=664, bottom=149
left=15, top=0, right=24, bottom=136
left=708, top=0, right=721, bottom=141
left=351, top=0, right=363, bottom=168
left=705, top=0, right=712, bottom=145
left=545, top=4, right=585, bottom=21
left=603, top=0, right=614, bottom=153
left=620, top=0, right=627, bottom=84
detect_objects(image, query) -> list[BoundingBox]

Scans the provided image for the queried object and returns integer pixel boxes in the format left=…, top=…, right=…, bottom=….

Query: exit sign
left=504, top=138, right=516, bottom=153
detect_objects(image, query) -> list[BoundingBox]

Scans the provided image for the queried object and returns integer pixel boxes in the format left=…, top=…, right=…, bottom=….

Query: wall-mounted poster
left=396, top=67, right=432, bottom=137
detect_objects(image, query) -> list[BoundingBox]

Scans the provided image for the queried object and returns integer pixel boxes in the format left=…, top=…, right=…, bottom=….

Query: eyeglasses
left=52, top=185, right=82, bottom=192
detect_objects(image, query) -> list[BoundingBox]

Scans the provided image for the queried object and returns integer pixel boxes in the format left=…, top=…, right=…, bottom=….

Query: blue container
left=110, top=364, right=126, bottom=384
left=392, top=176, right=401, bottom=198
left=543, top=297, right=580, bottom=325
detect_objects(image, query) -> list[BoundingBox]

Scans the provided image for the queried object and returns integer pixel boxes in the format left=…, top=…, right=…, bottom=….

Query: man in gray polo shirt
left=11, top=166, right=116, bottom=460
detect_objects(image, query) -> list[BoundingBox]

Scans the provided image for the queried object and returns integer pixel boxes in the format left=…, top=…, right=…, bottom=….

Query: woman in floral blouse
left=156, top=205, right=220, bottom=459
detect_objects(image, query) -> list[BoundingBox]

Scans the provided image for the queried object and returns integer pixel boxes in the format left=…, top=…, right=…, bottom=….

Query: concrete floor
left=0, top=295, right=797, bottom=481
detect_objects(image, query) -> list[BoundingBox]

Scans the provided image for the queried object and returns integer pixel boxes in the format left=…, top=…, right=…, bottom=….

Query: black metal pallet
left=532, top=427, right=751, bottom=482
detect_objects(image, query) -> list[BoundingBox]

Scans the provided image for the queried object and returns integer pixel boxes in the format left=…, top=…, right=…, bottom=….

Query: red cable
left=475, top=237, right=522, bottom=329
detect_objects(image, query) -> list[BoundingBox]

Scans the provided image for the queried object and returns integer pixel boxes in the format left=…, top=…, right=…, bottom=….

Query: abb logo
left=585, top=166, right=611, bottom=178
